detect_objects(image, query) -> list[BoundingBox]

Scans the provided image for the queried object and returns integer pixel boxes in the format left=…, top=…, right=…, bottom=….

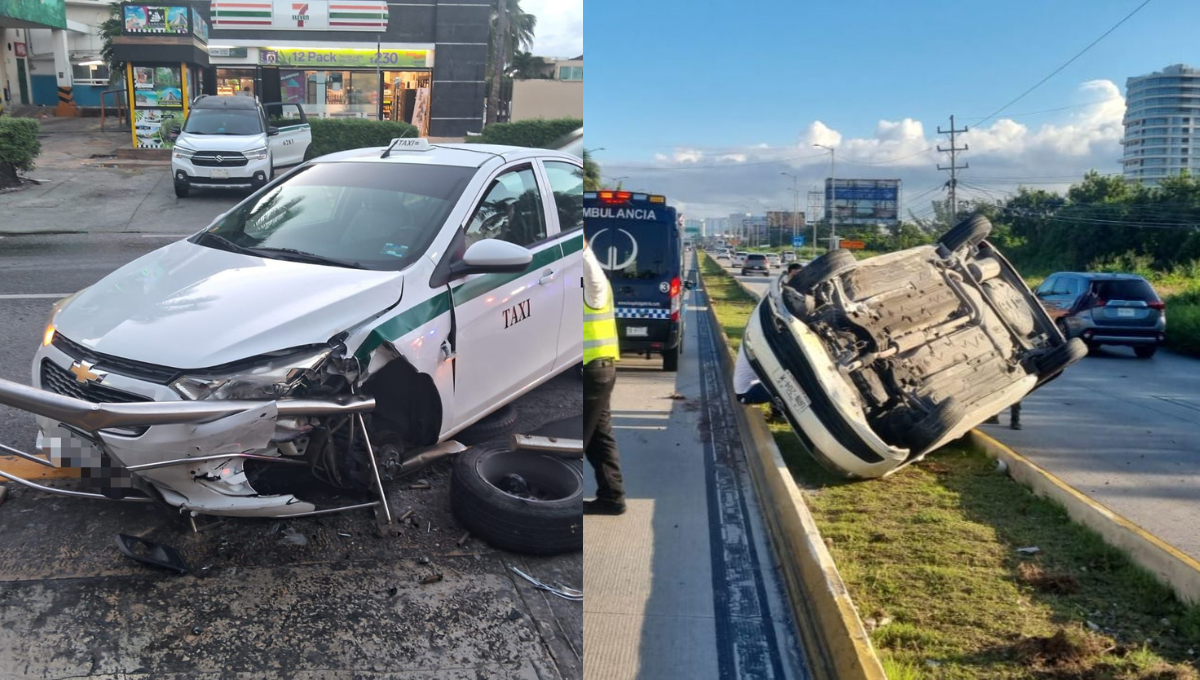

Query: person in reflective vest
left=582, top=236, right=625, bottom=515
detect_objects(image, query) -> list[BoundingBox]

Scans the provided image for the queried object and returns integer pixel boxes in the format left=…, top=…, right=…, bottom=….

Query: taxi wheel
left=451, top=443, right=583, bottom=555
left=456, top=403, right=519, bottom=445
left=173, top=181, right=189, bottom=198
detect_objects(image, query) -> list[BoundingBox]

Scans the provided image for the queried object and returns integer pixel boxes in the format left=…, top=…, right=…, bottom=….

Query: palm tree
left=487, top=0, right=536, bottom=124
left=509, top=51, right=550, bottom=79
left=582, top=149, right=601, bottom=192
left=99, top=2, right=125, bottom=86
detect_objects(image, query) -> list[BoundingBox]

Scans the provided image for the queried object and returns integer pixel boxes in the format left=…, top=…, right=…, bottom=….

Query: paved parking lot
left=0, top=234, right=582, bottom=677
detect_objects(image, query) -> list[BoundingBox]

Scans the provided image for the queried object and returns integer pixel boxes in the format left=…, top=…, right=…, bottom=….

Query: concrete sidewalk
left=1, top=116, right=239, bottom=235
left=583, top=260, right=807, bottom=679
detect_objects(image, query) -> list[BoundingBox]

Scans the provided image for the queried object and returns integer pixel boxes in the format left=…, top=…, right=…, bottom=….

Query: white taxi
left=0, top=138, right=583, bottom=518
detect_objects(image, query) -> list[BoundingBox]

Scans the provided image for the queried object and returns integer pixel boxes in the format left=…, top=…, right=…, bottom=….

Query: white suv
left=170, top=96, right=312, bottom=197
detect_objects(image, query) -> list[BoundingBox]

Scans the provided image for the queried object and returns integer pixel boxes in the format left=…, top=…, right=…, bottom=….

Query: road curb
left=969, top=429, right=1200, bottom=605
left=699, top=264, right=886, bottom=680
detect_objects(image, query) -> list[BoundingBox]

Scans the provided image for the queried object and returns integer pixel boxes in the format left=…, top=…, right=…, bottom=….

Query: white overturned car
left=0, top=138, right=584, bottom=527
left=743, top=215, right=1086, bottom=478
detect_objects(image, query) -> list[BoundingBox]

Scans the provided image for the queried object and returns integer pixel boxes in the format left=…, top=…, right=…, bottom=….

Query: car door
left=540, top=158, right=584, bottom=369
left=450, top=163, right=564, bottom=426
left=1035, top=275, right=1068, bottom=317
left=264, top=102, right=311, bottom=167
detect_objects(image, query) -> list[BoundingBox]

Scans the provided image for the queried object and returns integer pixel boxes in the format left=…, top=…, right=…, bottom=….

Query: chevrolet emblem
left=69, top=360, right=106, bottom=384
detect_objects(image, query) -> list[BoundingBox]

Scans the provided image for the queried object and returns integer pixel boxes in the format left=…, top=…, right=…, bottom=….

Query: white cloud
left=519, top=0, right=583, bottom=58
left=601, top=80, right=1127, bottom=219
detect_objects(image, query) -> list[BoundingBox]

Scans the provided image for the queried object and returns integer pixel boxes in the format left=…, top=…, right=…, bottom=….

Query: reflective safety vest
left=583, top=289, right=620, bottom=365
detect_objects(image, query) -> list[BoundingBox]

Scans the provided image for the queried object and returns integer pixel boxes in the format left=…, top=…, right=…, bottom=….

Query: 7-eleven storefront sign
left=211, top=0, right=388, bottom=31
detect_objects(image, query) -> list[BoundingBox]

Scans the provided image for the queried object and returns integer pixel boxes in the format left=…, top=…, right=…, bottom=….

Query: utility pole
left=807, top=189, right=821, bottom=259
left=813, top=144, right=837, bottom=250
left=781, top=172, right=800, bottom=246
left=937, top=115, right=969, bottom=225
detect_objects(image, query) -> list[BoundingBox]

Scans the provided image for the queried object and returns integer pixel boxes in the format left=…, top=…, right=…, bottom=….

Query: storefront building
left=203, top=0, right=490, bottom=137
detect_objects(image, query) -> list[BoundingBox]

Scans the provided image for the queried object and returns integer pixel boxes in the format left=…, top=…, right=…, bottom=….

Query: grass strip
left=699, top=250, right=1200, bottom=679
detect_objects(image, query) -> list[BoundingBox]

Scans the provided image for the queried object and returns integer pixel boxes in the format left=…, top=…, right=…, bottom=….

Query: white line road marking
left=0, top=294, right=70, bottom=300
left=140, top=234, right=184, bottom=238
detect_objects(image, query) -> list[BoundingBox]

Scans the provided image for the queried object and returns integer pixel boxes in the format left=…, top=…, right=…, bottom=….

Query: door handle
left=538, top=269, right=558, bottom=285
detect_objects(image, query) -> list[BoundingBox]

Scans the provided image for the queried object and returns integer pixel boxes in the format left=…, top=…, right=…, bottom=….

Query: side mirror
left=267, top=126, right=280, bottom=136
left=170, top=126, right=181, bottom=136
left=448, top=239, right=532, bottom=279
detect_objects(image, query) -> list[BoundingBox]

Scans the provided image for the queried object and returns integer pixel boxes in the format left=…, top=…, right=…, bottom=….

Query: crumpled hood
left=176, top=131, right=267, bottom=152
left=55, top=240, right=403, bottom=369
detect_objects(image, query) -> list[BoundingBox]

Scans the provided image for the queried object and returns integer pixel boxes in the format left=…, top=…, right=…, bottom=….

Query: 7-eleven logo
left=291, top=3, right=310, bottom=26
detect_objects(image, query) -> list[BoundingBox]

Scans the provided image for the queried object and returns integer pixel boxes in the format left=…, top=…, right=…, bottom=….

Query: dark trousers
left=583, top=359, right=624, bottom=503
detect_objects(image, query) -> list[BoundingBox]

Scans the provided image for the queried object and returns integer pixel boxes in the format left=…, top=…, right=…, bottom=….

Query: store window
left=216, top=68, right=255, bottom=98
left=284, top=70, right=432, bottom=121
left=72, top=63, right=110, bottom=85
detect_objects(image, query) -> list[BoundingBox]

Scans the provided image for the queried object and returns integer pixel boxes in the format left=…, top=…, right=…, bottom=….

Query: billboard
left=210, top=0, right=389, bottom=31
left=123, top=5, right=190, bottom=33
left=2, top=0, right=66, bottom=29
left=824, top=179, right=900, bottom=226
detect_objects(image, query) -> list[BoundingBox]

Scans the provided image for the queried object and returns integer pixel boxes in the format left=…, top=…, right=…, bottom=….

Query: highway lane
left=729, top=263, right=1200, bottom=562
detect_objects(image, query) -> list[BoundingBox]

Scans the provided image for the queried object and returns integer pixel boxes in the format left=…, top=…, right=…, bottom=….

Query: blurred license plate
left=1118, top=307, right=1135, bottom=317
left=210, top=169, right=229, bottom=179
left=770, top=366, right=810, bottom=414
left=626, top=326, right=648, bottom=337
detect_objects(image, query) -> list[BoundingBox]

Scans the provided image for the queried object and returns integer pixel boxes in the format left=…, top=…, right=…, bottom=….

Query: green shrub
left=0, top=118, right=41, bottom=185
left=475, top=117, right=582, bottom=148
left=303, top=118, right=419, bottom=159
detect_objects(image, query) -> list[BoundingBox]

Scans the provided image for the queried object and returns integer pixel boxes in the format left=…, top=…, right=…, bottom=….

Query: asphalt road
left=0, top=233, right=583, bottom=679
left=729, top=264, right=1200, bottom=562
left=584, top=257, right=807, bottom=680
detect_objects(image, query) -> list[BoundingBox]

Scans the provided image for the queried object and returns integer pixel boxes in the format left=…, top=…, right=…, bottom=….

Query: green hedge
left=303, top=118, right=419, bottom=159
left=0, top=117, right=41, bottom=174
left=475, top=117, right=582, bottom=148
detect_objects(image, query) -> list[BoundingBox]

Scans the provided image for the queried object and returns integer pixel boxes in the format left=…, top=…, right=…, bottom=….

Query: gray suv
left=741, top=253, right=770, bottom=276
left=1035, top=272, right=1166, bottom=358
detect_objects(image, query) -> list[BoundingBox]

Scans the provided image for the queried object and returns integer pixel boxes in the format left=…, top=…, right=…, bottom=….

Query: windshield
left=193, top=162, right=475, bottom=270
left=183, top=108, right=264, bottom=136
left=587, top=222, right=679, bottom=280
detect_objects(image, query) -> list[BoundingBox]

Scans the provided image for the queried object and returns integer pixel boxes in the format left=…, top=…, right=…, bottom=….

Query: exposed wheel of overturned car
left=1033, top=337, right=1089, bottom=377
left=938, top=214, right=992, bottom=253
left=787, top=249, right=858, bottom=293
left=451, top=443, right=583, bottom=555
left=904, top=396, right=965, bottom=454
left=455, top=402, right=519, bottom=445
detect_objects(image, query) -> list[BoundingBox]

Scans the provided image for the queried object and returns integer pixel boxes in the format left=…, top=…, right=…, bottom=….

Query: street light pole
left=780, top=171, right=800, bottom=248
left=814, top=144, right=837, bottom=252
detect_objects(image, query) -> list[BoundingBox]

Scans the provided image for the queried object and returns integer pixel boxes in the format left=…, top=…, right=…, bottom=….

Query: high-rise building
left=1122, top=64, right=1200, bottom=185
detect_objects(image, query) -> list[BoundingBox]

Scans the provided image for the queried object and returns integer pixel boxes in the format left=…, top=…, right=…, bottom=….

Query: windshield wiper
left=246, top=247, right=367, bottom=270
left=194, top=231, right=251, bottom=254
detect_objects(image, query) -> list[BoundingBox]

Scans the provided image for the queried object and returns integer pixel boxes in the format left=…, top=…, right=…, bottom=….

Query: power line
left=972, top=0, right=1152, bottom=127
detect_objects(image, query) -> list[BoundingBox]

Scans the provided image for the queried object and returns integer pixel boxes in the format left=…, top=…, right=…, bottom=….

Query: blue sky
left=586, top=0, right=1199, bottom=219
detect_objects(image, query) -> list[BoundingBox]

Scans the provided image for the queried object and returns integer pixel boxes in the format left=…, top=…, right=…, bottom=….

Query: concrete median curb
left=699, top=267, right=886, bottom=680
left=969, top=429, right=1200, bottom=605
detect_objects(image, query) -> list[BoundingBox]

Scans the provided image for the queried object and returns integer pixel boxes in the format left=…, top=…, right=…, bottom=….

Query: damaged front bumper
left=0, top=375, right=377, bottom=517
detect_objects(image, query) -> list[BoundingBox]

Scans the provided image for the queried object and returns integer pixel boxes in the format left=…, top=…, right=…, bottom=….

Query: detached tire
left=788, top=249, right=857, bottom=293
left=939, top=214, right=992, bottom=253
left=451, top=443, right=583, bottom=555
left=1033, top=337, right=1088, bottom=376
left=456, top=403, right=519, bottom=445
left=905, top=397, right=965, bottom=453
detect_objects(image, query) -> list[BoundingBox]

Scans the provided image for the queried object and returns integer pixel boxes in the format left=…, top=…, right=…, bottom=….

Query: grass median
left=698, top=251, right=1200, bottom=679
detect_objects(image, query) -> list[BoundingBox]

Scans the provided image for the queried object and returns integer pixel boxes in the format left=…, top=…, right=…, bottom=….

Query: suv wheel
left=173, top=181, right=189, bottom=198
left=1134, top=345, right=1158, bottom=359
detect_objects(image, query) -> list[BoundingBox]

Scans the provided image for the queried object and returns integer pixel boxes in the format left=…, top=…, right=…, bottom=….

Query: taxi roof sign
left=381, top=137, right=431, bottom=157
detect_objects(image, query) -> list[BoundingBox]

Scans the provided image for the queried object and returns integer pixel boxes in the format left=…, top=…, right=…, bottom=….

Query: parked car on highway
left=743, top=215, right=1085, bottom=478
left=1036, top=272, right=1166, bottom=358
left=741, top=253, right=770, bottom=276
left=170, top=96, right=312, bottom=198
left=0, top=137, right=585, bottom=521
left=766, top=253, right=782, bottom=268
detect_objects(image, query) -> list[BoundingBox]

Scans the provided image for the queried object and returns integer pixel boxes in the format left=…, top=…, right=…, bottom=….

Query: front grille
left=192, top=151, right=249, bottom=167
left=52, top=333, right=180, bottom=384
left=40, top=359, right=153, bottom=405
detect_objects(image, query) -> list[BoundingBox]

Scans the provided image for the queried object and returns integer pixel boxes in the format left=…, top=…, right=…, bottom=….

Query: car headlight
left=173, top=144, right=196, bottom=160
left=42, top=289, right=85, bottom=346
left=246, top=146, right=269, bottom=161
left=171, top=347, right=332, bottom=400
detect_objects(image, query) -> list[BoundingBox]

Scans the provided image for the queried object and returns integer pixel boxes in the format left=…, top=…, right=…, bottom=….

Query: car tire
left=663, top=344, right=680, bottom=372
left=1033, top=337, right=1088, bottom=376
left=905, top=396, right=965, bottom=453
left=451, top=443, right=583, bottom=555
left=1135, top=345, right=1158, bottom=359
left=938, top=214, right=992, bottom=253
left=1055, top=319, right=1072, bottom=340
left=787, top=249, right=857, bottom=293
left=456, top=402, right=519, bottom=445
left=173, top=181, right=189, bottom=198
